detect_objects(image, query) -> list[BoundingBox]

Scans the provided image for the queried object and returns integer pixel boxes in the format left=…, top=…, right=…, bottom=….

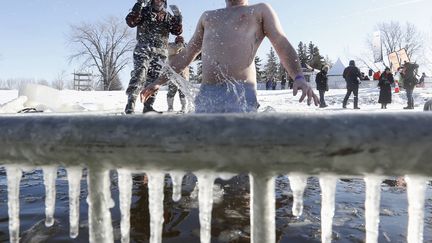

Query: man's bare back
left=141, top=0, right=319, bottom=107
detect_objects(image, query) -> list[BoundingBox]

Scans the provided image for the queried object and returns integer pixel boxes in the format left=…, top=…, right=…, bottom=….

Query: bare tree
left=52, top=70, right=68, bottom=90
left=372, top=21, right=423, bottom=60
left=68, top=17, right=135, bottom=91
left=358, top=21, right=424, bottom=71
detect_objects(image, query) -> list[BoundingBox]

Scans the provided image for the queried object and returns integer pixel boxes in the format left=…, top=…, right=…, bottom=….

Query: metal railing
left=1, top=113, right=431, bottom=243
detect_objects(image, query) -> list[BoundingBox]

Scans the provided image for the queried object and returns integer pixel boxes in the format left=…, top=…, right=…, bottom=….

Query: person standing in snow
left=124, top=0, right=183, bottom=114
left=167, top=36, right=188, bottom=113
left=315, top=65, right=329, bottom=108
left=378, top=67, right=394, bottom=109
left=342, top=60, right=362, bottom=109
left=401, top=62, right=419, bottom=109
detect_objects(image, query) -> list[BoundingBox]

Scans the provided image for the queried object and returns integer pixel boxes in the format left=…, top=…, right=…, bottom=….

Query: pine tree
left=297, top=41, right=308, bottom=66
left=264, top=47, right=279, bottom=80
left=277, top=62, right=287, bottom=81
left=255, top=56, right=264, bottom=82
left=189, top=65, right=195, bottom=82
left=196, top=60, right=203, bottom=83
left=306, top=41, right=325, bottom=70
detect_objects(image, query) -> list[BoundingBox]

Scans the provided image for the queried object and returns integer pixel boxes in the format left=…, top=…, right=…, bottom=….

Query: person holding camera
left=124, top=0, right=183, bottom=114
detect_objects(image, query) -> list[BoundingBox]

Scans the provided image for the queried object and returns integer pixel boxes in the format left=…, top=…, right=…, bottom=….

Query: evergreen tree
left=306, top=41, right=325, bottom=70
left=264, top=47, right=279, bottom=80
left=255, top=56, right=264, bottom=82
left=297, top=41, right=308, bottom=66
left=189, top=65, right=195, bottom=82
left=277, top=62, right=287, bottom=81
left=196, top=60, right=203, bottom=83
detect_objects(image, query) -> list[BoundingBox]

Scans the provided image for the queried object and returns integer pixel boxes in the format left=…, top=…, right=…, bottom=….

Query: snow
left=1, top=84, right=432, bottom=114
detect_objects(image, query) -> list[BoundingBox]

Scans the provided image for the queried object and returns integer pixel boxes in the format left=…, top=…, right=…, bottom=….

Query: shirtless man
left=141, top=0, right=319, bottom=113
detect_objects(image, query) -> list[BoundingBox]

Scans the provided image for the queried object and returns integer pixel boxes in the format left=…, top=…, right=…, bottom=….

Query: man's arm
left=126, top=2, right=144, bottom=28
left=140, top=13, right=205, bottom=103
left=260, top=4, right=318, bottom=106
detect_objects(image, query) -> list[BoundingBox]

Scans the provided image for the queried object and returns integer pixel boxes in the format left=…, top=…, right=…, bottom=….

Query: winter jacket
left=343, top=66, right=362, bottom=88
left=315, top=70, right=328, bottom=91
left=126, top=6, right=183, bottom=49
left=378, top=72, right=394, bottom=104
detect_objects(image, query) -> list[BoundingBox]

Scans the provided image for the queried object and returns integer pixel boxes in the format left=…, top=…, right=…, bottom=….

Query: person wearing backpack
left=401, top=62, right=419, bottom=109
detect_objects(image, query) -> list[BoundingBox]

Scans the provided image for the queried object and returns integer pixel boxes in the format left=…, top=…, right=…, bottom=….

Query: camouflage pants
left=125, top=44, right=167, bottom=108
left=167, top=82, right=185, bottom=99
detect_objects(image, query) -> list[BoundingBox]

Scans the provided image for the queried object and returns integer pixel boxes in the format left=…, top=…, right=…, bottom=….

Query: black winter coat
left=378, top=72, right=394, bottom=104
left=315, top=71, right=328, bottom=91
left=343, top=66, right=362, bottom=88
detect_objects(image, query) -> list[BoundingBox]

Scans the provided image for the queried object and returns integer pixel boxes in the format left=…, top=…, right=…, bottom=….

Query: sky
left=0, top=0, right=431, bottom=85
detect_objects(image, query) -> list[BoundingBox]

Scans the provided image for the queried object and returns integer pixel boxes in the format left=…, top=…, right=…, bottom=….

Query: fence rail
left=1, top=113, right=432, bottom=243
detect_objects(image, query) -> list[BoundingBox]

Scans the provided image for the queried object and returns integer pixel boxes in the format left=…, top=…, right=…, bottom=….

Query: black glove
left=132, top=2, right=143, bottom=13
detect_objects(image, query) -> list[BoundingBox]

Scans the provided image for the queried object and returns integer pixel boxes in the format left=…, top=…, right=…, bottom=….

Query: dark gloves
left=171, top=15, right=183, bottom=35
left=126, top=2, right=143, bottom=27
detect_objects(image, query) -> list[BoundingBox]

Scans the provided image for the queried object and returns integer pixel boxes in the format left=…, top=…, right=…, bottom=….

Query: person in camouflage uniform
left=124, top=0, right=183, bottom=114
left=167, top=36, right=189, bottom=113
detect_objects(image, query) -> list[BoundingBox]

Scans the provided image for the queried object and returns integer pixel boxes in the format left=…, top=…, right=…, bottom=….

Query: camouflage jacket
left=126, top=6, right=183, bottom=49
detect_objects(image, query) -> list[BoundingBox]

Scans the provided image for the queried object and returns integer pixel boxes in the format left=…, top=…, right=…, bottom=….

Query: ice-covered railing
left=0, top=113, right=432, bottom=243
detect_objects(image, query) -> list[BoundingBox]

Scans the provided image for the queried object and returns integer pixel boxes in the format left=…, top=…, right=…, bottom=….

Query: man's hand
left=140, top=83, right=161, bottom=103
left=292, top=77, right=320, bottom=106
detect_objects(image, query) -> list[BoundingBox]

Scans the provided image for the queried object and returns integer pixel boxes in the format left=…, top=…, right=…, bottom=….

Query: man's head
left=225, top=0, right=248, bottom=7
left=151, top=0, right=167, bottom=12
left=322, top=65, right=329, bottom=72
left=385, top=67, right=391, bottom=74
left=175, top=36, right=184, bottom=44
left=349, top=60, right=356, bottom=67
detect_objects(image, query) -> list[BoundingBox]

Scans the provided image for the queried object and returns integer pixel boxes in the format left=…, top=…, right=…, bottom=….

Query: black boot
left=354, top=97, right=360, bottom=109
left=143, top=97, right=162, bottom=114
left=124, top=97, right=136, bottom=114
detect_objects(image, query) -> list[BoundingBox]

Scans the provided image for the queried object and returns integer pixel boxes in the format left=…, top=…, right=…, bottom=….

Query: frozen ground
left=1, top=85, right=432, bottom=114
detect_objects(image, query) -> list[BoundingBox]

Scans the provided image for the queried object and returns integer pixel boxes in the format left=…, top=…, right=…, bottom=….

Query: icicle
left=66, top=167, right=83, bottom=239
left=6, top=166, right=22, bottom=243
left=250, top=173, right=275, bottom=243
left=117, top=169, right=132, bottom=243
left=147, top=171, right=166, bottom=243
left=170, top=172, right=184, bottom=202
left=42, top=166, right=57, bottom=227
left=288, top=173, right=308, bottom=217
left=405, top=175, right=427, bottom=243
left=319, top=174, right=337, bottom=243
left=364, top=175, right=384, bottom=243
left=87, top=168, right=114, bottom=243
left=196, top=172, right=216, bottom=243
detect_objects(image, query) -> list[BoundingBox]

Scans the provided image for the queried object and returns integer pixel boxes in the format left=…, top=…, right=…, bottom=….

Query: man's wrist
left=294, top=74, right=305, bottom=81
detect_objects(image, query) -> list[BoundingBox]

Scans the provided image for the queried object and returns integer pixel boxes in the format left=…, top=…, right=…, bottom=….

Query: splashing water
left=66, top=167, right=83, bottom=239
left=160, top=64, right=199, bottom=112
left=319, top=174, right=337, bottom=243
left=364, top=175, right=384, bottom=243
left=288, top=173, right=308, bottom=217
left=42, top=166, right=57, bottom=227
